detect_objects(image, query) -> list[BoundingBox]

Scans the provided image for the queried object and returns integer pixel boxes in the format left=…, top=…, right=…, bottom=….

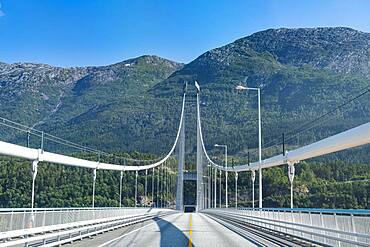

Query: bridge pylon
left=175, top=85, right=186, bottom=211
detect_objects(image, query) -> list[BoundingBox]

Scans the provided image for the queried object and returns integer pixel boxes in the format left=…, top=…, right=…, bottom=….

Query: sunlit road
left=69, top=213, right=258, bottom=247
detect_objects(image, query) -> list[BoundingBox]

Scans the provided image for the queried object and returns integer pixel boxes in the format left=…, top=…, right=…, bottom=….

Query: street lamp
left=214, top=144, right=228, bottom=208
left=214, top=166, right=217, bottom=208
left=236, top=84, right=263, bottom=209
left=203, top=175, right=211, bottom=209
left=206, top=164, right=212, bottom=208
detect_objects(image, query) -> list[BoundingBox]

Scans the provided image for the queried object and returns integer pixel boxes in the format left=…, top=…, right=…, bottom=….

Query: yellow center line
left=188, top=213, right=193, bottom=247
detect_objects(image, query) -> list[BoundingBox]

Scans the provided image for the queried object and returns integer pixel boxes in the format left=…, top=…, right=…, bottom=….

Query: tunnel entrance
left=184, top=205, right=196, bottom=213
left=183, top=179, right=196, bottom=212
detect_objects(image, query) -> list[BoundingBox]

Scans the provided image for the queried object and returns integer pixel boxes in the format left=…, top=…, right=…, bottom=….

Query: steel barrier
left=0, top=207, right=165, bottom=233
left=203, top=207, right=370, bottom=247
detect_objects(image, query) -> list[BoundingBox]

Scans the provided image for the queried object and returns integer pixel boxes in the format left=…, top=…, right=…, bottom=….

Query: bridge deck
left=70, top=213, right=258, bottom=247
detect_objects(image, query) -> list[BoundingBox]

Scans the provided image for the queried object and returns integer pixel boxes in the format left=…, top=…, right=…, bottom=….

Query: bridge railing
left=0, top=207, right=165, bottom=233
left=203, top=207, right=370, bottom=247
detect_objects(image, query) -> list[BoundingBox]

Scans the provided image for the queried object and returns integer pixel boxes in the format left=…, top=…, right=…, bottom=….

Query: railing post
left=334, top=213, right=341, bottom=247
left=78, top=208, right=82, bottom=222
left=42, top=210, right=46, bottom=227
left=350, top=213, right=358, bottom=242
left=320, top=212, right=327, bottom=244
left=309, top=211, right=314, bottom=240
left=291, top=209, right=294, bottom=236
left=9, top=210, right=14, bottom=231
left=51, top=209, right=55, bottom=225
left=59, top=210, right=62, bottom=224
left=299, top=210, right=303, bottom=237
left=272, top=209, right=276, bottom=231
left=284, top=210, right=288, bottom=234
left=22, top=210, right=26, bottom=229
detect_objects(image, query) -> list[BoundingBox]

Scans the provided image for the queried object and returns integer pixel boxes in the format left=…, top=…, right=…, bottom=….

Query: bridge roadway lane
left=69, top=213, right=259, bottom=247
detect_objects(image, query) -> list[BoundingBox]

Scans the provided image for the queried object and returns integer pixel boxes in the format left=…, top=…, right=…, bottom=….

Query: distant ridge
left=0, top=27, right=369, bottom=155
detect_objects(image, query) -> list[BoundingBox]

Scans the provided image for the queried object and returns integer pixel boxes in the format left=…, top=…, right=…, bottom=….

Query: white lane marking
left=98, top=221, right=160, bottom=247
left=98, top=215, right=175, bottom=247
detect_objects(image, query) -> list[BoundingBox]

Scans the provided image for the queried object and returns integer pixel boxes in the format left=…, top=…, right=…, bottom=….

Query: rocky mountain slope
left=1, top=27, right=369, bottom=157
left=1, top=27, right=369, bottom=209
left=154, top=27, right=370, bottom=156
left=239, top=27, right=370, bottom=76
left=0, top=56, right=183, bottom=152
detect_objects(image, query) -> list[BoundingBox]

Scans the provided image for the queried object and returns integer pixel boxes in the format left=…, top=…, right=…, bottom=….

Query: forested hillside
left=0, top=27, right=369, bottom=209
left=0, top=156, right=368, bottom=209
left=153, top=27, right=370, bottom=157
left=1, top=27, right=369, bottom=155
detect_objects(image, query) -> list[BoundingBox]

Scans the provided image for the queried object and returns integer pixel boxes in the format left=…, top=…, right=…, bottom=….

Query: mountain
left=0, top=55, right=182, bottom=125
left=1, top=27, right=370, bottom=157
left=0, top=55, right=184, bottom=152
left=153, top=27, right=370, bottom=157
left=1, top=27, right=369, bottom=209
left=237, top=27, right=370, bottom=76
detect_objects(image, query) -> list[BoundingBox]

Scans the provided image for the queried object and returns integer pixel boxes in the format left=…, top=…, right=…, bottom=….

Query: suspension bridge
left=0, top=81, right=369, bottom=246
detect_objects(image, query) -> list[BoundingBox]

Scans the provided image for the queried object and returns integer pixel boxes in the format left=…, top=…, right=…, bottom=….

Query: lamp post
left=251, top=170, right=256, bottom=208
left=214, top=167, right=217, bottom=208
left=156, top=167, right=159, bottom=207
left=204, top=166, right=212, bottom=209
left=135, top=170, right=138, bottom=208
left=202, top=176, right=209, bottom=209
left=92, top=168, right=97, bottom=208
left=235, top=172, right=238, bottom=208
left=215, top=144, right=228, bottom=208
left=207, top=164, right=212, bottom=208
left=145, top=169, right=148, bottom=200
left=152, top=167, right=154, bottom=206
left=236, top=85, right=263, bottom=208
left=119, top=170, right=123, bottom=207
left=219, top=170, right=222, bottom=207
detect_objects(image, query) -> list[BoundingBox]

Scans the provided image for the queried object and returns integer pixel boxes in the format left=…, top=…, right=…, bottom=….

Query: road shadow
left=154, top=215, right=194, bottom=247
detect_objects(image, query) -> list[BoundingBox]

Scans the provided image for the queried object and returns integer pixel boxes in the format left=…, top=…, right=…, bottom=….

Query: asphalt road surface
left=68, top=213, right=259, bottom=247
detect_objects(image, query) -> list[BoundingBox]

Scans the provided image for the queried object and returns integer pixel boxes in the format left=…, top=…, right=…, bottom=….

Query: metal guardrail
left=0, top=207, right=165, bottom=233
left=0, top=207, right=176, bottom=247
left=203, top=208, right=370, bottom=247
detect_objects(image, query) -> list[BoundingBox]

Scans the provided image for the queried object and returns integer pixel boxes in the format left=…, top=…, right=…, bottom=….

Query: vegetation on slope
left=0, top=156, right=368, bottom=209
left=0, top=27, right=369, bottom=209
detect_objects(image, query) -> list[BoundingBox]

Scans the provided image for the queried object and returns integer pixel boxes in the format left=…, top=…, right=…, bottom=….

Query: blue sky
left=0, top=0, right=370, bottom=67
